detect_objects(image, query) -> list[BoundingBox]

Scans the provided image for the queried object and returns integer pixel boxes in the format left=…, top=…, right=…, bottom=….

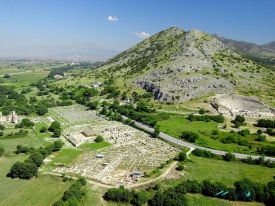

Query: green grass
left=0, top=129, right=44, bottom=155
left=78, top=142, right=112, bottom=150
left=183, top=155, right=275, bottom=186
left=158, top=115, right=217, bottom=138
left=157, top=115, right=273, bottom=154
left=42, top=148, right=82, bottom=171
left=186, top=194, right=263, bottom=206
left=0, top=155, right=71, bottom=206
left=1, top=69, right=50, bottom=88
left=156, top=105, right=197, bottom=113
left=34, top=123, right=56, bottom=146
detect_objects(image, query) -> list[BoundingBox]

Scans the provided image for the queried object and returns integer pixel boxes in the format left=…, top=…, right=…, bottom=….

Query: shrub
left=179, top=131, right=199, bottom=143
left=224, top=152, right=236, bottom=161
left=40, top=126, right=47, bottom=133
left=94, top=135, right=104, bottom=142
left=238, top=129, right=250, bottom=136
left=177, top=163, right=184, bottom=171
left=257, top=135, right=266, bottom=142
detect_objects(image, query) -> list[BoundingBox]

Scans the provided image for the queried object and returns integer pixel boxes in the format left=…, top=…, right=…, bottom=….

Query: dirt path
left=126, top=161, right=177, bottom=188
left=43, top=161, right=178, bottom=189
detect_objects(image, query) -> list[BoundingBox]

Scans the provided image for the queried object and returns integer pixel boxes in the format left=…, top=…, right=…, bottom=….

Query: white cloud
left=108, top=16, right=118, bottom=21
left=134, top=32, right=151, bottom=39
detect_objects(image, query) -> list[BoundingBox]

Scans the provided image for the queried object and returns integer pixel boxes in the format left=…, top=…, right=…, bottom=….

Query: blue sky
left=1, top=0, right=275, bottom=52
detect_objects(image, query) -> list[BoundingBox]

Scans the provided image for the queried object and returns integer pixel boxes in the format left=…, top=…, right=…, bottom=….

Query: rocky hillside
left=212, top=34, right=275, bottom=61
left=96, top=27, right=275, bottom=104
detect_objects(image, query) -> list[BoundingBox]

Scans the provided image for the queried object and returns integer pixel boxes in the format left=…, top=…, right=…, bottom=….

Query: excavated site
left=40, top=105, right=180, bottom=186
left=212, top=94, right=275, bottom=120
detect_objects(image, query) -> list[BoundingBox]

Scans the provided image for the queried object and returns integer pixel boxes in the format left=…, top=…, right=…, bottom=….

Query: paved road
left=134, top=121, right=275, bottom=162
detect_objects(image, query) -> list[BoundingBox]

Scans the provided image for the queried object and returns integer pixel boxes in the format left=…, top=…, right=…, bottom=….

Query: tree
left=3, top=74, right=11, bottom=78
left=199, top=108, right=206, bottom=115
left=258, top=135, right=266, bottom=142
left=36, top=104, right=48, bottom=116
left=234, top=115, right=245, bottom=127
left=53, top=129, right=61, bottom=137
left=257, top=129, right=263, bottom=135
left=48, top=121, right=61, bottom=132
left=87, top=100, right=99, bottom=110
left=40, top=126, right=47, bottom=133
left=132, top=190, right=148, bottom=206
left=178, top=151, right=187, bottom=162
left=224, top=152, right=235, bottom=161
left=153, top=127, right=160, bottom=138
left=177, top=163, right=184, bottom=171
left=77, top=177, right=87, bottom=186
left=16, top=118, right=34, bottom=128
left=63, top=182, right=82, bottom=201
left=29, top=153, right=44, bottom=167
left=95, top=135, right=104, bottom=143
left=149, top=191, right=165, bottom=206
left=179, top=131, right=199, bottom=143
left=258, top=156, right=265, bottom=165
left=54, top=140, right=63, bottom=151
left=9, top=161, right=38, bottom=179
left=238, top=129, right=250, bottom=136
left=235, top=121, right=241, bottom=128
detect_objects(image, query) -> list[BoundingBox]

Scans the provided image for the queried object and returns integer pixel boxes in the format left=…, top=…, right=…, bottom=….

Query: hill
left=212, top=34, right=275, bottom=63
left=95, top=27, right=275, bottom=105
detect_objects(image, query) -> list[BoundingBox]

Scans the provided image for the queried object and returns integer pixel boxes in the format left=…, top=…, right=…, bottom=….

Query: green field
left=2, top=70, right=50, bottom=88
left=42, top=148, right=83, bottom=171
left=186, top=194, right=263, bottom=206
left=183, top=155, right=275, bottom=186
left=78, top=142, right=112, bottom=150
left=158, top=115, right=273, bottom=154
left=0, top=155, right=71, bottom=206
left=158, top=115, right=218, bottom=138
left=33, top=123, right=55, bottom=146
left=0, top=129, right=44, bottom=155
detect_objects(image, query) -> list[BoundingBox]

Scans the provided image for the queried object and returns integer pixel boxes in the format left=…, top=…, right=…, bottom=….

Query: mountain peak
left=98, top=27, right=244, bottom=102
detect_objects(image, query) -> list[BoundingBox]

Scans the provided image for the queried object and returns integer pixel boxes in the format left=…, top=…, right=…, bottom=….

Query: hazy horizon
left=1, top=0, right=275, bottom=58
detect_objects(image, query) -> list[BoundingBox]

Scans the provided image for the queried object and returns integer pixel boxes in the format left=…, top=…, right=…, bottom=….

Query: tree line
left=187, top=114, right=225, bottom=123
left=192, top=148, right=275, bottom=168
left=8, top=141, right=63, bottom=179
left=53, top=177, right=87, bottom=206
left=104, top=177, right=275, bottom=205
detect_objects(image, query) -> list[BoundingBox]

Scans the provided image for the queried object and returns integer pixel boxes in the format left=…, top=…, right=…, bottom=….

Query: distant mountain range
left=212, top=34, right=275, bottom=60
left=0, top=43, right=120, bottom=60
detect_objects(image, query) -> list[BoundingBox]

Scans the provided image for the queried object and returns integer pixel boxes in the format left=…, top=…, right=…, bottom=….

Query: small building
left=96, top=154, right=104, bottom=158
left=132, top=171, right=142, bottom=178
left=91, top=82, right=102, bottom=88
left=82, top=128, right=97, bottom=137
left=54, top=74, right=63, bottom=79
